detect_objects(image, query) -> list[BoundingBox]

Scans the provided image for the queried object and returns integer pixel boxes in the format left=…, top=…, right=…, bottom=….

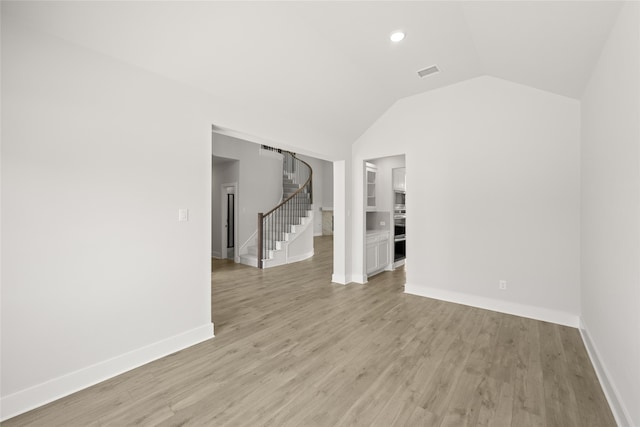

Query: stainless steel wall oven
left=394, top=203, right=406, bottom=262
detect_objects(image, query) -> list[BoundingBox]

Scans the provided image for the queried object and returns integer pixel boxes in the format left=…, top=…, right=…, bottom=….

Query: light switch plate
left=178, top=208, right=189, bottom=222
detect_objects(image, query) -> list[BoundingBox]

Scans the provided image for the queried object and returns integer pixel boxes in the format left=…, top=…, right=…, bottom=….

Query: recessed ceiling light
left=390, top=31, right=405, bottom=42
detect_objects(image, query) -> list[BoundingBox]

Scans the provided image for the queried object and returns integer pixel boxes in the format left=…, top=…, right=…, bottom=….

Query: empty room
left=1, top=1, right=638, bottom=426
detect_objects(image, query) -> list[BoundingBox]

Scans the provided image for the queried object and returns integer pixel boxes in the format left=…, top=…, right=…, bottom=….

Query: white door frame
left=221, top=182, right=238, bottom=262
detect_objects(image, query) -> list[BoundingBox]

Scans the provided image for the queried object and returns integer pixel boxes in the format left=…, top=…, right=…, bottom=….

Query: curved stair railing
left=257, top=151, right=313, bottom=268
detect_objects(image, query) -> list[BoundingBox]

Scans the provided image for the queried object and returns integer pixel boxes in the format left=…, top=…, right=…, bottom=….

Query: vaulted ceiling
left=4, top=1, right=623, bottom=145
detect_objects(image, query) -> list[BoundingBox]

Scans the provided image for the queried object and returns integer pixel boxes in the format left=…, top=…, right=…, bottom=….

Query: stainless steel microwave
left=394, top=191, right=406, bottom=208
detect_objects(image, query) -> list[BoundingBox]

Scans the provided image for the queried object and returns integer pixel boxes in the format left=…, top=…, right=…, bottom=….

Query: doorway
left=363, top=154, right=406, bottom=280
left=212, top=127, right=346, bottom=283
left=222, top=183, right=237, bottom=261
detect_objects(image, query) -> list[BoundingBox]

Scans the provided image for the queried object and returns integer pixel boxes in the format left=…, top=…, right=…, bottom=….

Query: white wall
left=212, top=135, right=283, bottom=250
left=580, top=2, right=640, bottom=426
left=0, top=20, right=217, bottom=419
left=352, top=76, right=581, bottom=325
left=322, top=161, right=334, bottom=209
left=211, top=158, right=239, bottom=258
left=332, top=160, right=351, bottom=285
left=0, top=15, right=351, bottom=419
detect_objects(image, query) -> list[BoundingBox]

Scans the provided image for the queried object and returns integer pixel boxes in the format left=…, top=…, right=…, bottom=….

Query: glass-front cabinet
left=366, top=162, right=377, bottom=211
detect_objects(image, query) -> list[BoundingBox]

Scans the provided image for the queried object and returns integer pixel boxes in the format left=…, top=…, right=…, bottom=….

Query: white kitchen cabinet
left=377, top=238, right=389, bottom=269
left=392, top=167, right=406, bottom=192
left=366, top=241, right=378, bottom=275
left=366, top=163, right=377, bottom=211
left=366, top=231, right=390, bottom=277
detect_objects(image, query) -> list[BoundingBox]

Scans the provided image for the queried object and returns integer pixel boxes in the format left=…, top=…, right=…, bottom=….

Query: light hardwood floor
left=4, top=236, right=615, bottom=426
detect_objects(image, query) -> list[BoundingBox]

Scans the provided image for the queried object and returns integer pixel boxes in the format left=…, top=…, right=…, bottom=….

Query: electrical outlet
left=380, top=221, right=386, bottom=226
left=499, top=280, right=507, bottom=290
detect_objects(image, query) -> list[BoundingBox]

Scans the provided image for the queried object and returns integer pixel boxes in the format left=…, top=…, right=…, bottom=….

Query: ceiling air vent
left=417, top=65, right=440, bottom=78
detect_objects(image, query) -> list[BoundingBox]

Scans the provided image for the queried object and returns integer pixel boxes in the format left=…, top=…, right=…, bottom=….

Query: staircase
left=283, top=176, right=300, bottom=199
left=239, top=150, right=314, bottom=268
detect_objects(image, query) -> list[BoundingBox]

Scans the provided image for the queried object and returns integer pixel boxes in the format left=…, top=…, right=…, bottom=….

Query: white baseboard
left=351, top=274, right=367, bottom=284
left=211, top=251, right=222, bottom=259
left=313, top=232, right=323, bottom=237
left=0, top=323, right=214, bottom=422
left=331, top=274, right=349, bottom=285
left=579, top=319, right=633, bottom=427
left=404, top=283, right=579, bottom=327
left=287, top=250, right=314, bottom=264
